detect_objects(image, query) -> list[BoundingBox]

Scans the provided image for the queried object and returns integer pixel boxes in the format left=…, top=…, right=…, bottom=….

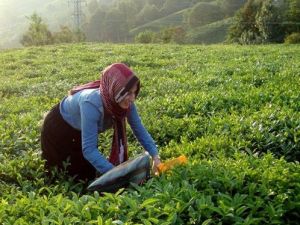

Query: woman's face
left=118, top=83, right=138, bottom=109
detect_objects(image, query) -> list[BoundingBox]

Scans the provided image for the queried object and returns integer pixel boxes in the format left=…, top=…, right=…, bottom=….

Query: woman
left=41, top=63, right=161, bottom=181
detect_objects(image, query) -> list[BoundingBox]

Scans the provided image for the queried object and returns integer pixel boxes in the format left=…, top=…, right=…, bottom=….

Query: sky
left=0, top=0, right=73, bottom=49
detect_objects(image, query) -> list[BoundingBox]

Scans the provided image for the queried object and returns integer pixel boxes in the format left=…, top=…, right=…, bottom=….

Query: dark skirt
left=41, top=103, right=96, bottom=181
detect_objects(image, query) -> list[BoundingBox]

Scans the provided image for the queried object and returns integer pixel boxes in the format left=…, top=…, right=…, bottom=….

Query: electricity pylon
left=68, top=0, right=86, bottom=30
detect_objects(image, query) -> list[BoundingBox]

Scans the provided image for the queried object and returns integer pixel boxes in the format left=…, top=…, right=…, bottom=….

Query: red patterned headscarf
left=70, top=63, right=140, bottom=166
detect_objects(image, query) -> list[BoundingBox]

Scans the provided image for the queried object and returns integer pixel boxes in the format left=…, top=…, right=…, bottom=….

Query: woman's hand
left=152, top=155, right=161, bottom=176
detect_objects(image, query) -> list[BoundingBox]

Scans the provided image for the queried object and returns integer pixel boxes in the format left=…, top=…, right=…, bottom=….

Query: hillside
left=129, top=9, right=188, bottom=36
left=0, top=43, right=300, bottom=223
left=186, top=17, right=234, bottom=44
left=128, top=0, right=227, bottom=42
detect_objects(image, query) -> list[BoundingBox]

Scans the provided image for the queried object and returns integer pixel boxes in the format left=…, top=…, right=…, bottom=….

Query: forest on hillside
left=84, top=0, right=246, bottom=43
left=83, top=0, right=300, bottom=44
left=2, top=0, right=300, bottom=48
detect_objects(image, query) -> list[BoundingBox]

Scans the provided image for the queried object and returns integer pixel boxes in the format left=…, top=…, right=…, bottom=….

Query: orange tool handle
left=157, top=155, right=187, bottom=174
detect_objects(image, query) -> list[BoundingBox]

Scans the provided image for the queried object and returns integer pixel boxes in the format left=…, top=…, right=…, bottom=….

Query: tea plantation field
left=0, top=43, right=299, bottom=224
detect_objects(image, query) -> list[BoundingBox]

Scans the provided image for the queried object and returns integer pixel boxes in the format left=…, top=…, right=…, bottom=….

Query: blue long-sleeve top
left=59, top=88, right=158, bottom=174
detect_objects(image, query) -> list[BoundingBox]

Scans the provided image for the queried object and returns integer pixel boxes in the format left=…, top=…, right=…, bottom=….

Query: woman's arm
left=127, top=104, right=160, bottom=160
left=80, top=101, right=114, bottom=174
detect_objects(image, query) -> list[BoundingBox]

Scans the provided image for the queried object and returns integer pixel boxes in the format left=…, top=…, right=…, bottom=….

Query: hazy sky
left=0, top=0, right=73, bottom=30
left=0, top=0, right=72, bottom=48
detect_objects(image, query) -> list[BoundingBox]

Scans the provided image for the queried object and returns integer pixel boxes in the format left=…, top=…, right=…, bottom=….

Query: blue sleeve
left=79, top=101, right=114, bottom=174
left=127, top=104, right=158, bottom=157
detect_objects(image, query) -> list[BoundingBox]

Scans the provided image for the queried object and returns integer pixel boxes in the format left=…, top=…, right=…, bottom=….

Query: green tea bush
left=135, top=30, right=157, bottom=44
left=1, top=153, right=299, bottom=224
left=285, top=33, right=300, bottom=44
left=0, top=43, right=299, bottom=224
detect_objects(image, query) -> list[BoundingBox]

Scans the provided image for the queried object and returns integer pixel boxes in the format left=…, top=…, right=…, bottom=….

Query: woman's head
left=100, top=63, right=140, bottom=117
left=118, top=82, right=138, bottom=109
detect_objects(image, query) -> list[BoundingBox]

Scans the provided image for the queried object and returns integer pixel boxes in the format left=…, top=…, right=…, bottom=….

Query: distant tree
left=256, top=0, right=284, bottom=43
left=53, top=26, right=75, bottom=43
left=73, top=29, right=86, bottom=42
left=227, top=0, right=261, bottom=44
left=86, top=0, right=151, bottom=42
left=21, top=13, right=53, bottom=46
left=135, top=30, right=157, bottom=43
left=116, top=0, right=139, bottom=28
left=85, top=8, right=107, bottom=41
left=164, top=26, right=186, bottom=43
left=134, top=26, right=186, bottom=44
left=227, top=0, right=286, bottom=44
left=174, top=26, right=187, bottom=43
left=285, top=0, right=300, bottom=33
left=53, top=26, right=85, bottom=43
left=103, top=8, right=128, bottom=42
left=188, top=2, right=224, bottom=28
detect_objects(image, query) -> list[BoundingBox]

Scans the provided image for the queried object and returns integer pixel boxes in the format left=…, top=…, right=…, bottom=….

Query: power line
left=68, top=0, right=86, bottom=30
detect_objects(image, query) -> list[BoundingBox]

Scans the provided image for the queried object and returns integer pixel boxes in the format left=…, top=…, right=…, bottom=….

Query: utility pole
left=68, top=0, right=86, bottom=31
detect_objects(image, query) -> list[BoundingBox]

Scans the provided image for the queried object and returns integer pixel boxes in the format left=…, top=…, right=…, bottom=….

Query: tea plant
left=0, top=43, right=299, bottom=224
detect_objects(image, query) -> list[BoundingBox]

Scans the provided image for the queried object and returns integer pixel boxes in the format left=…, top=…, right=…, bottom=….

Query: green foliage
left=3, top=0, right=300, bottom=47
left=135, top=27, right=186, bottom=44
left=255, top=0, right=285, bottom=43
left=53, top=26, right=74, bottom=43
left=21, top=13, right=53, bottom=47
left=159, top=26, right=186, bottom=43
left=103, top=8, right=128, bottom=42
left=85, top=0, right=242, bottom=43
left=227, top=0, right=261, bottom=44
left=0, top=43, right=300, bottom=223
left=53, top=26, right=85, bottom=44
left=227, top=0, right=299, bottom=44
left=83, top=0, right=298, bottom=44
left=21, top=13, right=85, bottom=47
left=284, top=0, right=300, bottom=34
left=85, top=8, right=108, bottom=42
left=135, top=30, right=157, bottom=43
left=284, top=32, right=300, bottom=43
